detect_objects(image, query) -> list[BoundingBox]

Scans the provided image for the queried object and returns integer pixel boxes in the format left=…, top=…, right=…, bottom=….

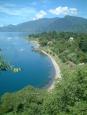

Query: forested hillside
left=29, top=32, right=87, bottom=64
left=0, top=32, right=87, bottom=115
left=0, top=16, right=87, bottom=33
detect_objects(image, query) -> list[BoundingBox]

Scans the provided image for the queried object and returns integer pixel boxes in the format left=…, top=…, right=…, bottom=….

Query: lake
left=0, top=32, right=55, bottom=95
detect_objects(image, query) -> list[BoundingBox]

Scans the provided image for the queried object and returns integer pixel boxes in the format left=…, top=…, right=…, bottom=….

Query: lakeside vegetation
left=0, top=56, right=21, bottom=73
left=0, top=32, right=87, bottom=115
left=29, top=32, right=87, bottom=64
left=0, top=55, right=9, bottom=71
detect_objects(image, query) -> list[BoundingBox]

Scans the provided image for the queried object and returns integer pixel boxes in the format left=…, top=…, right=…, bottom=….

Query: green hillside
left=0, top=32, right=87, bottom=115
left=0, top=16, right=87, bottom=33
left=29, top=32, right=87, bottom=64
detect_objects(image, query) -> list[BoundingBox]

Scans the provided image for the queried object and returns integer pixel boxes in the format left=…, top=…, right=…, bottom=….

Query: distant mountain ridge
left=0, top=16, right=87, bottom=33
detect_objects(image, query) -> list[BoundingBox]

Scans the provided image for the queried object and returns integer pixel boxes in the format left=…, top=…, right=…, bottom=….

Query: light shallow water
left=0, top=32, right=55, bottom=95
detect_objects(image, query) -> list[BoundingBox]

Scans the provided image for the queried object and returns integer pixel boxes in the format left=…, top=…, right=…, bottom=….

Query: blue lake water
left=0, top=32, right=54, bottom=95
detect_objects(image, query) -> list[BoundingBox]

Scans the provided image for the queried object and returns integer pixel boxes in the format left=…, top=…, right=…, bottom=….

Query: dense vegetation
left=29, top=32, right=87, bottom=64
left=0, top=32, right=87, bottom=115
left=0, top=55, right=9, bottom=71
left=0, top=51, right=21, bottom=73
left=0, top=65, right=87, bottom=115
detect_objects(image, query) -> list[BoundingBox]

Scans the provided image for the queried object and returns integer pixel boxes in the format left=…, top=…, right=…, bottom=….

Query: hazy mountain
left=47, top=15, right=87, bottom=32
left=0, top=16, right=87, bottom=33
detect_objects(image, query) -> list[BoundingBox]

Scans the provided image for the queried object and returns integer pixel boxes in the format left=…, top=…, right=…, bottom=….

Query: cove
left=0, top=32, right=55, bottom=95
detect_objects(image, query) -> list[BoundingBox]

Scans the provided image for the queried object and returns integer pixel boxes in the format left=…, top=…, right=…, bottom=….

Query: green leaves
left=0, top=32, right=87, bottom=115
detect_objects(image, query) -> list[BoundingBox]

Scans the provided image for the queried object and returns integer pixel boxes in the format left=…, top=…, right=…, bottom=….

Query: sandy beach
left=41, top=50, right=61, bottom=91
left=30, top=40, right=61, bottom=91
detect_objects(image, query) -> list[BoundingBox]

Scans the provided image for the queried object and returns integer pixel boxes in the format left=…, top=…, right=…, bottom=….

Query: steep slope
left=0, top=16, right=87, bottom=33
left=0, top=18, right=57, bottom=33
left=47, top=16, right=87, bottom=32
left=15, top=18, right=57, bottom=33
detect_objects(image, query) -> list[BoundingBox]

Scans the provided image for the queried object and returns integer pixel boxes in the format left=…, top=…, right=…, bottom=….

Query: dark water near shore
left=0, top=32, right=54, bottom=95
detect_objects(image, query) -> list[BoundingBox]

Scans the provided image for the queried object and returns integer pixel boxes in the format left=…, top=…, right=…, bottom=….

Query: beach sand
left=29, top=40, right=61, bottom=91
left=41, top=50, right=61, bottom=91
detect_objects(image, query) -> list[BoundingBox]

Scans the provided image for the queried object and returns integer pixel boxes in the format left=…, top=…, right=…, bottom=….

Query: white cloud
left=49, top=6, right=78, bottom=16
left=0, top=5, right=36, bottom=17
left=0, top=4, right=47, bottom=21
left=0, top=4, right=78, bottom=25
left=69, top=8, right=78, bottom=15
left=33, top=10, right=47, bottom=20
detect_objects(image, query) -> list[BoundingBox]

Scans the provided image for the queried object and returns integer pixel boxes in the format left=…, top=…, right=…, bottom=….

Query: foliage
left=0, top=56, right=9, bottom=71
left=79, top=39, right=87, bottom=52
left=29, top=32, right=87, bottom=64
left=0, top=65, right=87, bottom=115
left=0, top=32, right=87, bottom=115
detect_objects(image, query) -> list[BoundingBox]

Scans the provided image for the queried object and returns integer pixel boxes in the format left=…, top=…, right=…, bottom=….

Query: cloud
left=0, top=4, right=78, bottom=26
left=49, top=6, right=78, bottom=16
left=33, top=10, right=47, bottom=20
left=0, top=4, right=47, bottom=21
left=0, top=5, right=36, bottom=17
left=69, top=8, right=78, bottom=15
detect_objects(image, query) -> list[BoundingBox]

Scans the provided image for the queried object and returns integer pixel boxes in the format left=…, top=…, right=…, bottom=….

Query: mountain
left=14, top=18, right=57, bottom=33
left=0, top=16, right=87, bottom=33
left=47, top=16, right=87, bottom=33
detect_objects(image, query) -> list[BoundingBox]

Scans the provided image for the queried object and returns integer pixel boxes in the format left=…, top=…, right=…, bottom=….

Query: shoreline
left=29, top=40, right=61, bottom=91
left=40, top=50, right=61, bottom=91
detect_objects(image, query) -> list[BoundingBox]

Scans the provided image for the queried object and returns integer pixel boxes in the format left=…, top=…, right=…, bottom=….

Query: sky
left=0, top=0, right=87, bottom=26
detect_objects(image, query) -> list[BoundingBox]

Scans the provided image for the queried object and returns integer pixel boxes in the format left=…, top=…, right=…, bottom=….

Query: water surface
left=0, top=32, right=54, bottom=95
